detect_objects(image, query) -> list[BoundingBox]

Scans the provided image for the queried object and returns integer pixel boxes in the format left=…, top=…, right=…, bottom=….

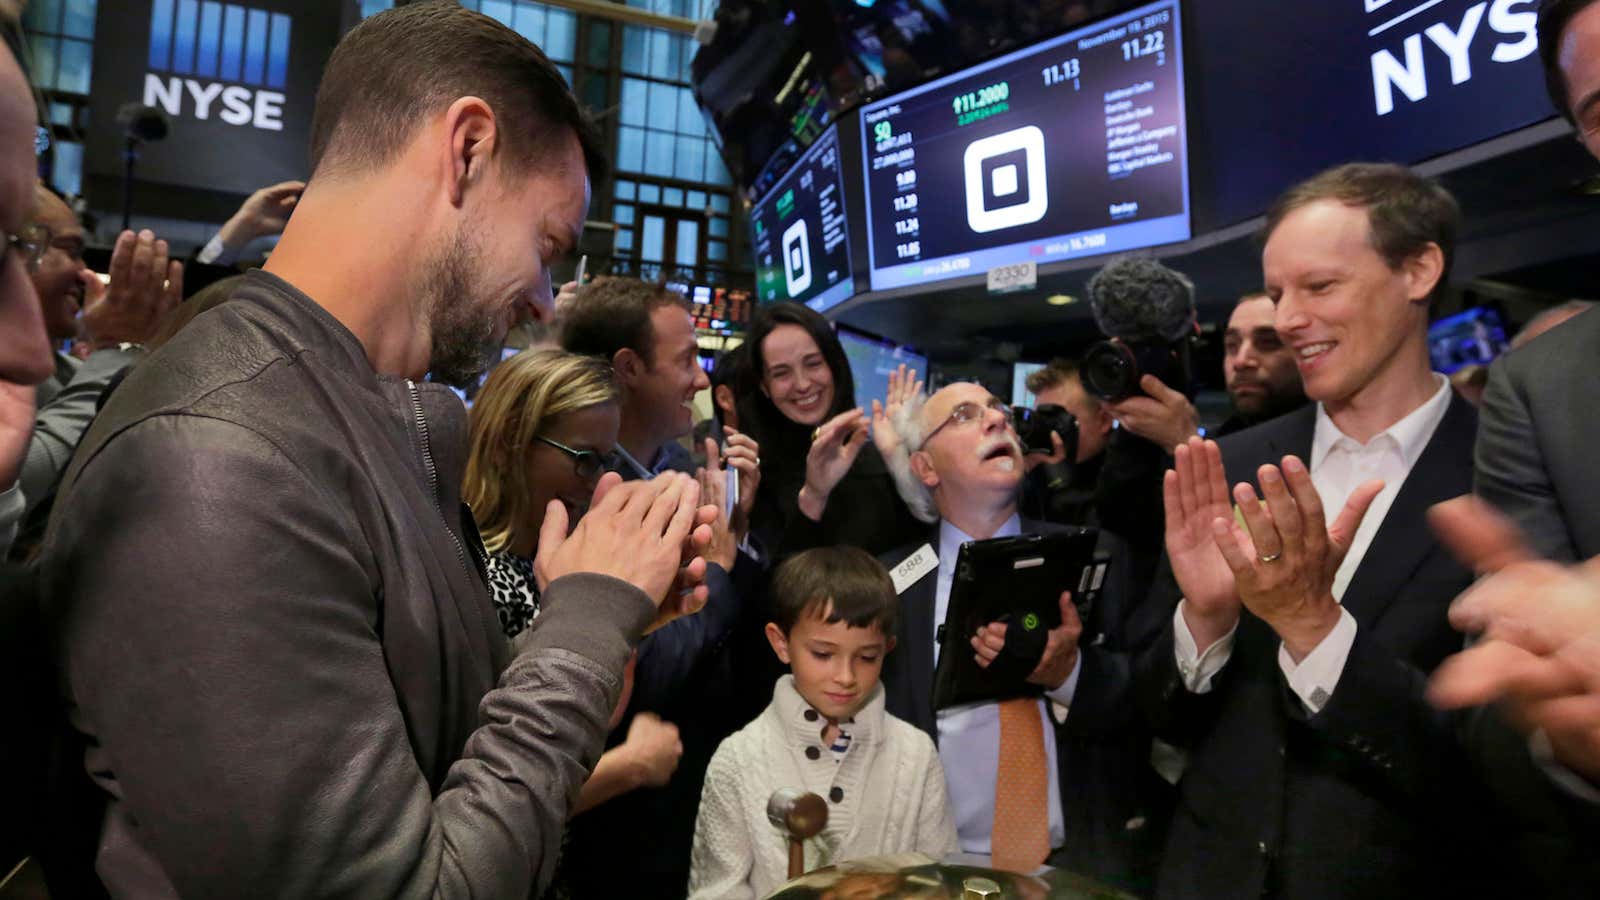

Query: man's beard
left=423, top=227, right=503, bottom=390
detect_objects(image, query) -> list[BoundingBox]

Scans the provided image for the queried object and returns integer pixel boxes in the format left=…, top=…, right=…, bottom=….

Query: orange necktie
left=991, top=697, right=1051, bottom=872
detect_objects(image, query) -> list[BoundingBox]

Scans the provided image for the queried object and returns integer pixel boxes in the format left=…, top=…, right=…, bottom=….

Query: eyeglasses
left=4, top=223, right=52, bottom=274
left=917, top=397, right=1014, bottom=450
left=535, top=435, right=616, bottom=480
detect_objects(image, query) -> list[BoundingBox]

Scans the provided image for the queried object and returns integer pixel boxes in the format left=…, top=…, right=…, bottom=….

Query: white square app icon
left=963, top=125, right=1048, bottom=234
left=782, top=218, right=813, bottom=297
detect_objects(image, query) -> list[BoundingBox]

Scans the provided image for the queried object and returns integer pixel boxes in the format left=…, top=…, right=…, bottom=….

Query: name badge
left=891, top=543, right=939, bottom=595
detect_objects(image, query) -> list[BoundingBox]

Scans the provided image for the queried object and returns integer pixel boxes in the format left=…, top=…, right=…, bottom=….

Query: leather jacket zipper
left=406, top=379, right=482, bottom=578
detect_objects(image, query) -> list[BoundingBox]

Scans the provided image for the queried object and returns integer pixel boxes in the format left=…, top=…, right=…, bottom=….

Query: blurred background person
left=1216, top=292, right=1306, bottom=435
left=742, top=301, right=924, bottom=558
left=1508, top=299, right=1593, bottom=351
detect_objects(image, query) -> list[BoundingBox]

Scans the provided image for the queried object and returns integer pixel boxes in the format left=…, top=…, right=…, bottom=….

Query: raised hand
left=1209, top=455, right=1382, bottom=661
left=798, top=408, right=869, bottom=522
left=695, top=439, right=738, bottom=570
left=870, top=363, right=923, bottom=460
left=217, top=180, right=303, bottom=249
left=1104, top=374, right=1199, bottom=453
left=1164, top=437, right=1243, bottom=647
left=84, top=229, right=182, bottom=350
left=720, top=426, right=761, bottom=530
left=0, top=380, right=34, bottom=491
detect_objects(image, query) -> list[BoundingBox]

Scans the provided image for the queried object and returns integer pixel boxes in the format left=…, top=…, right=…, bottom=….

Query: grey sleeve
left=0, top=481, right=19, bottom=557
left=45, top=415, right=655, bottom=899
left=19, top=347, right=138, bottom=514
left=1475, top=357, right=1577, bottom=562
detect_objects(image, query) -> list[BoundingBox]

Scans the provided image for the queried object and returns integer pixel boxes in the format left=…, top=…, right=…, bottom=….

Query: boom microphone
left=1086, top=255, right=1197, bottom=344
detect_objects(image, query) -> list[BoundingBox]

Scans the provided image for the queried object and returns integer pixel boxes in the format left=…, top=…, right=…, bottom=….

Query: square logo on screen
left=963, top=125, right=1048, bottom=234
left=783, top=218, right=813, bottom=297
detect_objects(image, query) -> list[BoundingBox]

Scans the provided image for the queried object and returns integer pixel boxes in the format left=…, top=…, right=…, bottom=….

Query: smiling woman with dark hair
left=741, top=302, right=926, bottom=558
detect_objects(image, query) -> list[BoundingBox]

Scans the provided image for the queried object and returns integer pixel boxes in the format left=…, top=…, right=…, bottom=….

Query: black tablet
left=931, top=529, right=1105, bottom=712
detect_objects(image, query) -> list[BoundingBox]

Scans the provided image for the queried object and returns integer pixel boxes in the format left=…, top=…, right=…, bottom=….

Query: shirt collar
left=938, top=512, right=1023, bottom=574
left=1311, top=374, right=1451, bottom=471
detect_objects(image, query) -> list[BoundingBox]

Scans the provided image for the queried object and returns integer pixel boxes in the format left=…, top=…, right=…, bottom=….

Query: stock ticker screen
left=750, top=124, right=856, bottom=313
left=858, top=0, right=1191, bottom=291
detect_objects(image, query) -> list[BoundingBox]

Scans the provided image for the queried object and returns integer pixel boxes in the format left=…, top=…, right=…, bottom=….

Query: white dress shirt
left=1175, top=375, right=1453, bottom=713
left=933, top=514, right=1082, bottom=854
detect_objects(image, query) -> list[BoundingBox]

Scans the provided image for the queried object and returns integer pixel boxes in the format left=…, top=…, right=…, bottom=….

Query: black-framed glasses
left=4, top=223, right=52, bottom=274
left=918, top=397, right=1014, bottom=450
left=535, top=435, right=615, bottom=480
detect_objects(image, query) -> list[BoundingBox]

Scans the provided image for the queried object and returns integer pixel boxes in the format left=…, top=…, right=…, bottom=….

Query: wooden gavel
left=767, top=788, right=829, bottom=880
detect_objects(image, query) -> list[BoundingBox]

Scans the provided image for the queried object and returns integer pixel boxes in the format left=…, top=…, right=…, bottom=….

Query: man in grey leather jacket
left=38, top=5, right=714, bottom=896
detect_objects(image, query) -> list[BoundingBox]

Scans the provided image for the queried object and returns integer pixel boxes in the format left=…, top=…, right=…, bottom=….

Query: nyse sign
left=1368, top=0, right=1539, bottom=116
left=87, top=0, right=339, bottom=199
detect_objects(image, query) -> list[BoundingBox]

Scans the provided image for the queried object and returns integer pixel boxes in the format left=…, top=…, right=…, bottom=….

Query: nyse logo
left=1369, top=0, right=1538, bottom=116
left=963, top=126, right=1048, bottom=234
left=142, top=0, right=291, bottom=132
left=782, top=218, right=813, bottom=298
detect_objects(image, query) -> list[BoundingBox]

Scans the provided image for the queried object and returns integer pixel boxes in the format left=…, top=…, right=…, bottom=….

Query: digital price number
left=1041, top=57, right=1081, bottom=88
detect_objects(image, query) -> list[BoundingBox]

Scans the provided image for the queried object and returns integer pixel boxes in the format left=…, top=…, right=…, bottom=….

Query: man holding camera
left=1134, top=163, right=1521, bottom=898
left=880, top=381, right=1161, bottom=890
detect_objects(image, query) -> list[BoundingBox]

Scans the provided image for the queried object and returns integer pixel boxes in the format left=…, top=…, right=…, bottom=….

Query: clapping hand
left=870, top=363, right=923, bottom=460
left=1164, top=438, right=1246, bottom=648
left=1208, top=455, right=1382, bottom=661
left=798, top=408, right=870, bottom=522
left=1428, top=497, right=1600, bottom=784
left=83, top=229, right=182, bottom=351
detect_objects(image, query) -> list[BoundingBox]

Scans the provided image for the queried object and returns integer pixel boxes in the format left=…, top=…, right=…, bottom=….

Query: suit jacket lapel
left=1339, top=394, right=1476, bottom=625
left=1265, top=404, right=1316, bottom=470
left=894, top=526, right=942, bottom=735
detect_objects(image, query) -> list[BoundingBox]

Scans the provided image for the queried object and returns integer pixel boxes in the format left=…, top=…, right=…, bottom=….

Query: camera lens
left=1083, top=340, right=1139, bottom=402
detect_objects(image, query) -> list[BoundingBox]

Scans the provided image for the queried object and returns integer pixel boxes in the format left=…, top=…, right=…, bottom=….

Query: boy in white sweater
left=688, top=546, right=958, bottom=899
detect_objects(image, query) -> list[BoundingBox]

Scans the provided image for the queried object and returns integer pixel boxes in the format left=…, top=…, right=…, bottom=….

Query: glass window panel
left=49, top=102, right=72, bottom=126
left=57, top=38, right=92, bottom=94
left=675, top=220, right=700, bottom=267
left=647, top=29, right=677, bottom=80
left=674, top=136, right=704, bottom=182
left=25, top=0, right=60, bottom=31
left=616, top=126, right=644, bottom=173
left=643, top=134, right=673, bottom=177
left=662, top=187, right=683, bottom=207
left=640, top=215, right=666, bottom=262
left=638, top=183, right=661, bottom=204
left=621, top=25, right=646, bottom=75
left=707, top=240, right=727, bottom=262
left=678, top=90, right=701, bottom=136
left=646, top=81, right=676, bottom=131
left=619, top=77, right=647, bottom=127
left=708, top=217, right=727, bottom=238
left=63, top=0, right=96, bottom=39
left=614, top=228, right=634, bottom=252
left=587, top=21, right=611, bottom=67
left=555, top=64, right=572, bottom=86
left=687, top=190, right=705, bottom=210
left=614, top=179, right=635, bottom=200
left=480, top=0, right=514, bottom=26
left=509, top=2, right=544, bottom=45
left=50, top=140, right=82, bottom=197
left=613, top=203, right=634, bottom=225
left=30, top=37, right=59, bottom=90
left=711, top=194, right=730, bottom=213
left=545, top=9, right=576, bottom=61
left=360, top=0, right=393, bottom=17
left=706, top=152, right=731, bottom=186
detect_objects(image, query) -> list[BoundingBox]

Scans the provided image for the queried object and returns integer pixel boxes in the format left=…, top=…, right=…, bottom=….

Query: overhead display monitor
left=858, top=0, right=1190, bottom=292
left=750, top=124, right=856, bottom=314
left=1190, top=0, right=1556, bottom=227
left=837, top=324, right=927, bottom=412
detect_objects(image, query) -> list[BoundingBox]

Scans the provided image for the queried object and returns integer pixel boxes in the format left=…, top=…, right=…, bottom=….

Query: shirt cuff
left=1173, top=600, right=1236, bottom=694
left=1529, top=729, right=1600, bottom=804
left=1044, top=650, right=1084, bottom=708
left=1276, top=606, right=1358, bottom=714
left=196, top=233, right=239, bottom=267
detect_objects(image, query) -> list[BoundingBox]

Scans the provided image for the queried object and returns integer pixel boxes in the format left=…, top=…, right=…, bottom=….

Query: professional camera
left=1013, top=403, right=1078, bottom=460
left=1081, top=256, right=1198, bottom=402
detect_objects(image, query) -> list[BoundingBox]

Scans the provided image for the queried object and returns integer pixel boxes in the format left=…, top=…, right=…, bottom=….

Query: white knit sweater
left=687, top=675, right=958, bottom=899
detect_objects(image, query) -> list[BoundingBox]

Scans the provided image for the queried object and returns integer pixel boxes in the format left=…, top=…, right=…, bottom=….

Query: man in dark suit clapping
left=1135, top=163, right=1537, bottom=898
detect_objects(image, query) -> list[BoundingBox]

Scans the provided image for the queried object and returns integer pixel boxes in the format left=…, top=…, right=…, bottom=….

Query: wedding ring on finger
left=1258, top=551, right=1282, bottom=564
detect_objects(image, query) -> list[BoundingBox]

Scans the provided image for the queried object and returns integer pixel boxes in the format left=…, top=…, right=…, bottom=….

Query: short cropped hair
left=769, top=546, right=899, bottom=638
left=1263, top=163, right=1460, bottom=305
left=559, top=277, right=689, bottom=367
left=310, top=1, right=606, bottom=183
left=1539, top=0, right=1600, bottom=122
left=1025, top=359, right=1096, bottom=411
